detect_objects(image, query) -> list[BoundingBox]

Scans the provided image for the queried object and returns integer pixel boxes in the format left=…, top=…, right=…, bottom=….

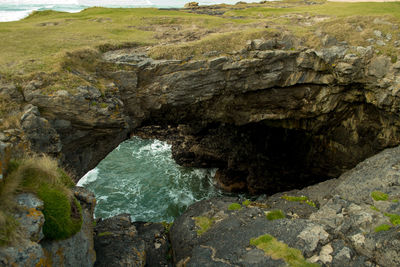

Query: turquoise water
left=77, top=137, right=225, bottom=222
left=0, top=0, right=259, bottom=22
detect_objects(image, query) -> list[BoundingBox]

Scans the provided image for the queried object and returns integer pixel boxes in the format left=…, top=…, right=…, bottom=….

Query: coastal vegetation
left=0, top=155, right=82, bottom=245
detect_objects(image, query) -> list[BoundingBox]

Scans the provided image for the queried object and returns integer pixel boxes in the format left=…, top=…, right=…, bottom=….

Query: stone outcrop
left=93, top=214, right=170, bottom=267
left=0, top=188, right=96, bottom=267
left=169, top=145, right=400, bottom=266
left=3, top=35, right=400, bottom=193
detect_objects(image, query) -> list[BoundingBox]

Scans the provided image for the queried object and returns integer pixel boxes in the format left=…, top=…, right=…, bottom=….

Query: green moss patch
left=371, top=191, right=389, bottom=201
left=228, top=203, right=242, bottom=211
left=38, top=185, right=82, bottom=239
left=2, top=156, right=82, bottom=241
left=250, top=234, right=319, bottom=267
left=266, top=210, right=285, bottom=221
left=370, top=206, right=380, bottom=212
left=242, top=199, right=252, bottom=206
left=281, top=195, right=316, bottom=208
left=374, top=224, right=392, bottom=232
left=384, top=213, right=400, bottom=226
left=193, top=216, right=215, bottom=236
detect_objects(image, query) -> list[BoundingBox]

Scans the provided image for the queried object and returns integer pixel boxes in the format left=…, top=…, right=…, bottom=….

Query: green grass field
left=0, top=1, right=399, bottom=87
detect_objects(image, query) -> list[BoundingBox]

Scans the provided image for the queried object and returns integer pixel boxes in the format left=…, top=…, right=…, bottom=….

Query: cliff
left=1, top=1, right=400, bottom=266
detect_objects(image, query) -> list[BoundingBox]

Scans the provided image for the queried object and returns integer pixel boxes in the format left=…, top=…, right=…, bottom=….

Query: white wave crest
left=77, top=168, right=99, bottom=186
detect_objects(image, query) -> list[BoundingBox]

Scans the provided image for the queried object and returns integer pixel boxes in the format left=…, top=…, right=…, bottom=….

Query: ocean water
left=77, top=137, right=225, bottom=222
left=0, top=0, right=259, bottom=22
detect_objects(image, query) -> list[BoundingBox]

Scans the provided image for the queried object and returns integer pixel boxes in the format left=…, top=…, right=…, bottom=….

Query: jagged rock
left=0, top=240, right=45, bottom=267
left=41, top=187, right=96, bottom=267
left=14, top=193, right=45, bottom=242
left=94, top=214, right=146, bottom=267
left=0, top=84, right=23, bottom=102
left=12, top=41, right=400, bottom=193
left=184, top=2, right=199, bottom=8
left=170, top=145, right=400, bottom=266
left=20, top=104, right=62, bottom=154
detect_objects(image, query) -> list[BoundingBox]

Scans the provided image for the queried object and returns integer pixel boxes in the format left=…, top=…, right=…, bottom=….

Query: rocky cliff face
left=169, top=144, right=400, bottom=267
left=3, top=37, right=400, bottom=193
left=0, top=188, right=96, bottom=267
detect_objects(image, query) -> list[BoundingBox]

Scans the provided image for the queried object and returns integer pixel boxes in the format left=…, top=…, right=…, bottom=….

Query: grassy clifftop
left=1, top=1, right=400, bottom=78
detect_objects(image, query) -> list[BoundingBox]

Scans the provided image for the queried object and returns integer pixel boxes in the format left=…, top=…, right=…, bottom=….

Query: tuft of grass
left=250, top=234, right=320, bottom=267
left=266, top=210, right=285, bottom=221
left=384, top=213, right=400, bottom=226
left=193, top=216, right=215, bottom=236
left=161, top=221, right=173, bottom=233
left=228, top=203, right=242, bottom=211
left=374, top=224, right=391, bottom=233
left=242, top=199, right=252, bottom=206
left=0, top=212, right=19, bottom=246
left=97, top=231, right=113, bottom=237
left=370, top=206, right=380, bottom=212
left=371, top=191, right=389, bottom=201
left=281, top=195, right=316, bottom=208
left=1, top=155, right=81, bottom=242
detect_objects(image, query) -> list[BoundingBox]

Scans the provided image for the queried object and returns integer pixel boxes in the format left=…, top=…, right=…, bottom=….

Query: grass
left=242, top=199, right=252, bottom=206
left=250, top=234, right=320, bottom=267
left=148, top=28, right=275, bottom=60
left=281, top=195, right=317, bottom=208
left=266, top=209, right=285, bottom=221
left=0, top=1, right=399, bottom=97
left=0, top=7, right=250, bottom=76
left=228, top=202, right=242, bottom=211
left=374, top=224, right=391, bottom=233
left=193, top=216, right=215, bottom=236
left=0, top=155, right=81, bottom=245
left=371, top=191, right=389, bottom=201
left=384, top=213, right=400, bottom=226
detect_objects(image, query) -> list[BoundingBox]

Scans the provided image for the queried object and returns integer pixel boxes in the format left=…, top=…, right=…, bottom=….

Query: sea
left=0, top=0, right=258, bottom=22
left=77, top=137, right=228, bottom=222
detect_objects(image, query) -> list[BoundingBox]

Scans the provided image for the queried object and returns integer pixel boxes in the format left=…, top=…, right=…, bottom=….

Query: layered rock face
left=5, top=40, right=400, bottom=193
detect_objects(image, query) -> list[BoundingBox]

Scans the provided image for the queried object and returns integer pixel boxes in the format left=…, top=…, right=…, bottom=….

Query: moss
left=161, top=221, right=173, bottom=233
left=98, top=231, right=113, bottom=237
left=392, top=199, right=399, bottom=203
left=370, top=206, right=380, bottom=212
left=371, top=191, right=389, bottom=201
left=228, top=203, right=242, bottom=211
left=374, top=224, right=392, bottom=232
left=266, top=210, right=286, bottom=221
left=38, top=185, right=82, bottom=240
left=193, top=216, right=215, bottom=236
left=281, top=195, right=316, bottom=208
left=242, top=199, right=252, bottom=206
left=250, top=234, right=320, bottom=267
left=384, top=213, right=400, bottom=226
left=4, top=156, right=82, bottom=241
